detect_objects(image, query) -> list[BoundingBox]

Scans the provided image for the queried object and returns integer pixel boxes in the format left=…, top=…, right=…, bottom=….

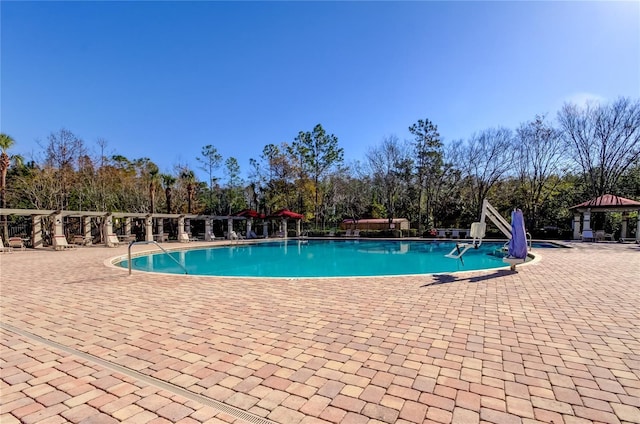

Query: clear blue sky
left=2, top=1, right=639, bottom=181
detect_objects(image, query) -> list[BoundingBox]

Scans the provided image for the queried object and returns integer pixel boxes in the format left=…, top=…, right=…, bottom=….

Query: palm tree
left=1, top=133, right=23, bottom=241
left=147, top=163, right=160, bottom=214
left=180, top=169, right=196, bottom=214
left=161, top=174, right=176, bottom=214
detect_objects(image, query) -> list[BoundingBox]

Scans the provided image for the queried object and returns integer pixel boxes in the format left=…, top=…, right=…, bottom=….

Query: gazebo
left=569, top=194, right=640, bottom=242
left=267, top=209, right=304, bottom=238
left=233, top=209, right=265, bottom=238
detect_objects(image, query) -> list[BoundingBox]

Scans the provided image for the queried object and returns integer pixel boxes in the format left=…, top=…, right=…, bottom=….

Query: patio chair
left=353, top=229, right=360, bottom=237
left=451, top=230, right=460, bottom=239
left=344, top=229, right=352, bottom=237
left=53, top=235, right=76, bottom=250
left=437, top=229, right=446, bottom=238
left=8, top=237, right=26, bottom=251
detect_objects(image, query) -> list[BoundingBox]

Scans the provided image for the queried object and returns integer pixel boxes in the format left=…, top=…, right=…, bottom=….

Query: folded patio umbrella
left=508, top=209, right=528, bottom=259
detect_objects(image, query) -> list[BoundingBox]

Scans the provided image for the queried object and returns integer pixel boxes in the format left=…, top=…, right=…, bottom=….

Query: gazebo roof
left=569, top=194, right=640, bottom=212
left=268, top=209, right=304, bottom=219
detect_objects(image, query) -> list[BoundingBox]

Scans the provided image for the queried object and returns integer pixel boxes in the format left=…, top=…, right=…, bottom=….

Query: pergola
left=0, top=208, right=248, bottom=248
left=569, top=194, right=640, bottom=242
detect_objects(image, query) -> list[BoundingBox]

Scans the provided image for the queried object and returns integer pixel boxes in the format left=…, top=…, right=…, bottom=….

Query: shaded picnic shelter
left=569, top=194, right=640, bottom=242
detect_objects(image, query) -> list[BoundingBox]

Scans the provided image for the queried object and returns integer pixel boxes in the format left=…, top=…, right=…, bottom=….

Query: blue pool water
left=120, top=239, right=537, bottom=278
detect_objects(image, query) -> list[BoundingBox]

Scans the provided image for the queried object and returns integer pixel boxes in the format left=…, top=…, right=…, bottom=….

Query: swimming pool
left=120, top=239, right=535, bottom=278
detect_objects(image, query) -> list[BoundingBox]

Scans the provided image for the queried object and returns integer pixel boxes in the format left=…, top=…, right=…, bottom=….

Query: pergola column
left=157, top=219, right=164, bottom=239
left=205, top=219, right=214, bottom=241
left=227, top=218, right=233, bottom=239
left=178, top=216, right=188, bottom=242
left=282, top=219, right=288, bottom=238
left=53, top=213, right=64, bottom=237
left=31, top=215, right=43, bottom=248
left=263, top=221, right=268, bottom=238
left=124, top=217, right=132, bottom=238
left=103, top=214, right=113, bottom=246
left=296, top=219, right=301, bottom=237
left=145, top=216, right=153, bottom=241
left=621, top=213, right=628, bottom=240
left=583, top=209, right=591, bottom=231
left=246, top=219, right=252, bottom=237
left=103, top=214, right=113, bottom=235
left=83, top=216, right=93, bottom=245
left=573, top=213, right=581, bottom=240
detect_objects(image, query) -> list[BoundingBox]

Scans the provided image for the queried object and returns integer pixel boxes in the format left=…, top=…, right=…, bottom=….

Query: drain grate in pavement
left=2, top=322, right=276, bottom=424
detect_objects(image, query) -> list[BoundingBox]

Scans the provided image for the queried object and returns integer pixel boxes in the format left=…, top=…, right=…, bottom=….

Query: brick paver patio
left=1, top=241, right=639, bottom=423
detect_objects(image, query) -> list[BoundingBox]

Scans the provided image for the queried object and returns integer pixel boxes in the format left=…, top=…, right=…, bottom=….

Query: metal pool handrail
left=127, top=240, right=188, bottom=275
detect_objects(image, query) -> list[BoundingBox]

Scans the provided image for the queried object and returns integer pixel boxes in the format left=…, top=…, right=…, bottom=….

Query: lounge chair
left=152, top=233, right=167, bottom=242
left=437, top=229, right=446, bottom=238
left=8, top=237, right=26, bottom=251
left=344, top=229, right=352, bottom=237
left=595, top=230, right=614, bottom=242
left=1, top=236, right=13, bottom=253
left=230, top=231, right=244, bottom=240
left=353, top=229, right=360, bottom=237
left=72, top=235, right=88, bottom=246
left=53, top=235, right=76, bottom=250
left=581, top=230, right=595, bottom=242
left=451, top=230, right=460, bottom=239
left=106, top=234, right=123, bottom=247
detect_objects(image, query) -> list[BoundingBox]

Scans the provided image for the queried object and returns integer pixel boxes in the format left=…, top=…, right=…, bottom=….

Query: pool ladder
left=127, top=240, right=188, bottom=275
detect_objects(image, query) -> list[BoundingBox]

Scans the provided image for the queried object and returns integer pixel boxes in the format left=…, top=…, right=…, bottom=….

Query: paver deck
left=1, top=241, right=639, bottom=424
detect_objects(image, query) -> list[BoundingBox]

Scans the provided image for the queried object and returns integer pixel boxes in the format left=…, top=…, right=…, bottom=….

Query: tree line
left=1, top=97, right=639, bottom=237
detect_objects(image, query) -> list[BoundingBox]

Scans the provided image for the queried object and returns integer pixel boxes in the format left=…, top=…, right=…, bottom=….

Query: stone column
left=53, top=213, right=64, bottom=237
left=296, top=219, right=301, bottom=237
left=573, top=213, right=581, bottom=240
left=227, top=218, right=233, bottom=239
left=282, top=219, right=288, bottom=238
left=205, top=219, right=213, bottom=241
left=83, top=216, right=93, bottom=245
left=246, top=219, right=252, bottom=238
left=583, top=209, right=591, bottom=231
left=31, top=215, right=43, bottom=248
left=621, top=213, right=628, bottom=240
left=157, top=219, right=164, bottom=240
left=145, top=216, right=153, bottom=241
left=124, top=217, right=132, bottom=238
left=263, top=221, right=268, bottom=238
left=178, top=216, right=188, bottom=242
left=101, top=214, right=114, bottom=247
